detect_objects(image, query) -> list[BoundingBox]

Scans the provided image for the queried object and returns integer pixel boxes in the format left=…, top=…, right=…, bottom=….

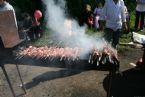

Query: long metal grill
left=16, top=45, right=119, bottom=67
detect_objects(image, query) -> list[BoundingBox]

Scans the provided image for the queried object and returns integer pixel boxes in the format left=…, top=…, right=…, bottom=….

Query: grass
left=30, top=28, right=137, bottom=45
left=120, top=32, right=132, bottom=43
left=29, top=30, right=50, bottom=46
left=28, top=27, right=145, bottom=57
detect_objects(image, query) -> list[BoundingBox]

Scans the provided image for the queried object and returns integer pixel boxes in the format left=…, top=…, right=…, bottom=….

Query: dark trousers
left=34, top=26, right=42, bottom=38
left=135, top=11, right=145, bottom=30
left=143, top=45, right=145, bottom=65
left=0, top=37, right=4, bottom=49
left=104, top=28, right=121, bottom=49
left=27, top=31, right=34, bottom=40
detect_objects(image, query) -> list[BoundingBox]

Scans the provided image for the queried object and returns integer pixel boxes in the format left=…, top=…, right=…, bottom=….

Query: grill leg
left=1, top=65, right=16, bottom=97
left=15, top=63, right=26, bottom=94
left=107, top=71, right=113, bottom=97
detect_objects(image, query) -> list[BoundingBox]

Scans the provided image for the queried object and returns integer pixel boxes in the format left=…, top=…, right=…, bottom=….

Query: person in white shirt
left=124, top=5, right=130, bottom=33
left=134, top=0, right=145, bottom=31
left=93, top=2, right=104, bottom=30
left=101, top=0, right=127, bottom=49
left=0, top=0, right=14, bottom=11
left=0, top=0, right=16, bottom=24
left=0, top=0, right=17, bottom=48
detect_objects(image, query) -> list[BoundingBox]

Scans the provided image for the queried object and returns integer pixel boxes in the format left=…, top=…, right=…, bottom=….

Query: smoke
left=42, top=0, right=106, bottom=58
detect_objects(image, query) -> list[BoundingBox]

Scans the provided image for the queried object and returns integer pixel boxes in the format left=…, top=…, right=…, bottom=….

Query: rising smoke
left=42, top=0, right=106, bottom=58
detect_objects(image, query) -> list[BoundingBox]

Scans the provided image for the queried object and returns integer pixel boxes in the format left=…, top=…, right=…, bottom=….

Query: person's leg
left=0, top=37, right=4, bottom=49
left=104, top=28, right=113, bottom=43
left=134, top=11, right=140, bottom=31
left=27, top=30, right=34, bottom=41
left=140, top=11, right=145, bottom=30
left=95, top=16, right=99, bottom=29
left=98, top=20, right=103, bottom=31
left=112, top=29, right=121, bottom=49
left=142, top=45, right=145, bottom=65
left=37, top=26, right=42, bottom=38
left=126, top=16, right=130, bottom=33
left=136, top=47, right=145, bottom=70
left=34, top=26, right=41, bottom=38
left=39, top=26, right=43, bottom=38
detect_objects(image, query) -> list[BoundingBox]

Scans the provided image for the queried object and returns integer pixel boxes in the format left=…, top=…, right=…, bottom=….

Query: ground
left=0, top=45, right=145, bottom=97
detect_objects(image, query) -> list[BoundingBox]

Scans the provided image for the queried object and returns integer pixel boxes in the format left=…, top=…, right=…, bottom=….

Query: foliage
left=66, top=0, right=104, bottom=18
left=9, top=0, right=136, bottom=26
left=9, top=0, right=41, bottom=20
left=124, top=0, right=136, bottom=28
left=8, top=0, right=138, bottom=45
left=66, top=0, right=135, bottom=17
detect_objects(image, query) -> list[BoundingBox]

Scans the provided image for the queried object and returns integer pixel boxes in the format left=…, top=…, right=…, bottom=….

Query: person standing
left=101, top=0, right=127, bottom=49
left=0, top=0, right=17, bottom=48
left=0, top=0, right=16, bottom=17
left=134, top=0, right=145, bottom=32
left=93, top=2, right=104, bottom=30
left=124, top=5, right=130, bottom=33
left=82, top=4, right=93, bottom=28
left=23, top=13, right=34, bottom=41
left=33, top=10, right=42, bottom=39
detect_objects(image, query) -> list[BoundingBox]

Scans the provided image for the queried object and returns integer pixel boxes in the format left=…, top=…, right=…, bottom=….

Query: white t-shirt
left=136, top=0, right=145, bottom=12
left=0, top=2, right=17, bottom=27
left=0, top=2, right=14, bottom=11
left=94, top=7, right=104, bottom=20
left=101, top=0, right=126, bottom=31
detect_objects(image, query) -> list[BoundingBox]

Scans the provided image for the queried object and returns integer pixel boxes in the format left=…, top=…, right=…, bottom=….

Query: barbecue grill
left=0, top=35, right=120, bottom=96
left=13, top=44, right=120, bottom=97
left=15, top=45, right=120, bottom=72
left=0, top=10, right=121, bottom=97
